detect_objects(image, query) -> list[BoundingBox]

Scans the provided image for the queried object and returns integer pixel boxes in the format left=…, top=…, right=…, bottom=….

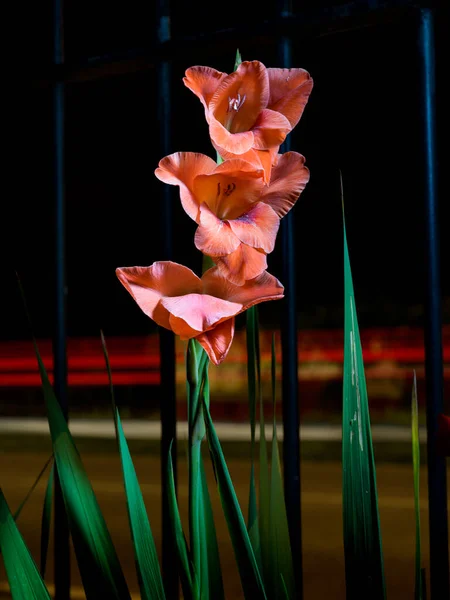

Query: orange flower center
left=224, top=93, right=246, bottom=132
left=210, top=180, right=237, bottom=219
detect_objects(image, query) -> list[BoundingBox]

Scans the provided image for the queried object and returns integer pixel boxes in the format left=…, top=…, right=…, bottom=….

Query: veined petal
left=214, top=245, right=268, bottom=285
left=210, top=61, right=269, bottom=134
left=267, top=68, right=313, bottom=128
left=227, top=203, right=279, bottom=253
left=193, top=159, right=265, bottom=219
left=261, top=152, right=310, bottom=217
left=183, top=66, right=227, bottom=113
left=116, top=262, right=202, bottom=329
left=161, top=293, right=240, bottom=334
left=155, top=152, right=217, bottom=221
left=251, top=109, right=292, bottom=150
left=196, top=318, right=235, bottom=365
left=209, top=119, right=255, bottom=155
left=202, top=267, right=284, bottom=308
left=194, top=204, right=240, bottom=256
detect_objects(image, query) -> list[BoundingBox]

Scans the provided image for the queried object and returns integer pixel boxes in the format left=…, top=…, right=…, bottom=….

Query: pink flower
left=116, top=262, right=284, bottom=365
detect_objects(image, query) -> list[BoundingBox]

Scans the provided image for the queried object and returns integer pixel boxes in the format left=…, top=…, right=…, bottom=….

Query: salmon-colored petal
left=162, top=293, right=240, bottom=334
left=227, top=203, right=279, bottom=253
left=209, top=119, right=255, bottom=155
left=251, top=109, right=292, bottom=150
left=155, top=152, right=217, bottom=221
left=194, top=204, right=240, bottom=256
left=216, top=146, right=278, bottom=184
left=202, top=267, right=284, bottom=308
left=261, top=152, right=310, bottom=217
left=210, top=61, right=269, bottom=133
left=214, top=245, right=268, bottom=285
left=183, top=66, right=227, bottom=113
left=193, top=160, right=265, bottom=220
left=116, top=262, right=201, bottom=330
left=267, top=68, right=313, bottom=128
left=196, top=318, right=235, bottom=365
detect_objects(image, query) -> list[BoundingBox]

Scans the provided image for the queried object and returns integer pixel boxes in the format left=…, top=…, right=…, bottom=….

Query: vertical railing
left=418, top=7, right=450, bottom=599
left=156, top=1, right=178, bottom=598
left=277, top=1, right=303, bottom=597
left=52, top=0, right=70, bottom=597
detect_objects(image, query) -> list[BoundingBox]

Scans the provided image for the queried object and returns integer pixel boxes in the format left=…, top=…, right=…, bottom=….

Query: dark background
left=5, top=0, right=450, bottom=341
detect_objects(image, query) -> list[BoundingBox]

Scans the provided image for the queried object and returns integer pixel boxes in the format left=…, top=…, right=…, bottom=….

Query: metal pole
left=418, top=8, right=449, bottom=599
left=277, top=0, right=303, bottom=596
left=53, top=0, right=70, bottom=598
left=156, top=1, right=178, bottom=597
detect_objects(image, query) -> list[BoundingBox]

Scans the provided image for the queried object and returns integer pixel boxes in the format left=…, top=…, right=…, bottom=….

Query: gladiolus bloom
left=184, top=61, right=313, bottom=165
left=116, top=262, right=284, bottom=365
left=155, top=151, right=309, bottom=284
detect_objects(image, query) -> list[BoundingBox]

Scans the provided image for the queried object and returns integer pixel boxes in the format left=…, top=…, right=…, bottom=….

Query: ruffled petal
left=260, top=152, right=310, bottom=217
left=155, top=152, right=217, bottom=221
left=162, top=293, right=240, bottom=334
left=227, top=203, right=279, bottom=253
left=215, top=146, right=278, bottom=184
left=194, top=204, right=240, bottom=256
left=267, top=68, right=313, bottom=128
left=196, top=317, right=235, bottom=365
left=193, top=159, right=265, bottom=220
left=116, top=262, right=202, bottom=329
left=251, top=109, right=292, bottom=150
left=183, top=66, right=227, bottom=113
left=214, top=245, right=268, bottom=285
left=210, top=61, right=269, bottom=133
left=202, top=267, right=284, bottom=308
left=209, top=119, right=255, bottom=155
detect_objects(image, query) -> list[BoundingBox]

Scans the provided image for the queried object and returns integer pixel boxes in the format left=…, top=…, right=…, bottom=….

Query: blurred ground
left=1, top=448, right=449, bottom=599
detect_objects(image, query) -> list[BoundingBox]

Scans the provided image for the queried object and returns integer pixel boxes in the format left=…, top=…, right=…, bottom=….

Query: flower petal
left=155, top=152, right=217, bottom=221
left=183, top=66, right=227, bottom=113
left=214, top=245, right=268, bottom=285
left=193, top=159, right=265, bottom=220
left=116, top=262, right=202, bottom=330
left=227, top=203, right=279, bottom=253
left=194, top=204, right=240, bottom=256
left=162, top=293, right=240, bottom=334
left=210, top=61, right=269, bottom=133
left=261, top=152, right=310, bottom=217
left=216, top=146, right=278, bottom=184
left=202, top=267, right=284, bottom=308
left=267, top=68, right=313, bottom=128
left=196, top=318, right=235, bottom=365
left=209, top=119, right=255, bottom=155
left=251, top=109, right=292, bottom=150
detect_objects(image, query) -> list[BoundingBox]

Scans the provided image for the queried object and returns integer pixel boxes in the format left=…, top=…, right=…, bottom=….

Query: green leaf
left=17, top=275, right=131, bottom=599
left=0, top=489, right=51, bottom=600
left=203, top=399, right=267, bottom=600
left=101, top=332, right=165, bottom=600
left=268, top=336, right=295, bottom=599
left=342, top=210, right=386, bottom=600
left=412, top=372, right=423, bottom=600
left=40, top=463, right=54, bottom=579
left=234, top=49, right=242, bottom=70
left=167, top=444, right=197, bottom=600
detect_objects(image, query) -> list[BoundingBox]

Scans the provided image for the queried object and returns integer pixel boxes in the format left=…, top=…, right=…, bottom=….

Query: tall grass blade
left=269, top=336, right=295, bottom=599
left=342, top=214, right=386, bottom=600
left=412, top=371, right=423, bottom=600
left=101, top=332, right=165, bottom=600
left=39, top=463, right=54, bottom=579
left=0, top=489, right=51, bottom=599
left=17, top=276, right=131, bottom=599
left=203, top=399, right=267, bottom=600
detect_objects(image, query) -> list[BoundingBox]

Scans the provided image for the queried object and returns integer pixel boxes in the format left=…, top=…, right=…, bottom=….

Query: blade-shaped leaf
left=101, top=332, right=165, bottom=600
left=203, top=398, right=267, bottom=600
left=342, top=213, right=386, bottom=600
left=412, top=372, right=423, bottom=600
left=269, top=335, right=295, bottom=599
left=0, top=489, right=51, bottom=600
left=40, top=463, right=54, bottom=579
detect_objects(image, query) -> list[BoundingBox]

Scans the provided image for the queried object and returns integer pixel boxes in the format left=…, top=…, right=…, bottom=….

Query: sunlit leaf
left=40, top=463, right=54, bottom=579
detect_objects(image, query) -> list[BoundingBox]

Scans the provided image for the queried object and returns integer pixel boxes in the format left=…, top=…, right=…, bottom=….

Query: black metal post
left=277, top=1, right=303, bottom=596
left=53, top=0, right=70, bottom=598
left=418, top=8, right=449, bottom=599
left=156, top=1, right=178, bottom=598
